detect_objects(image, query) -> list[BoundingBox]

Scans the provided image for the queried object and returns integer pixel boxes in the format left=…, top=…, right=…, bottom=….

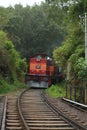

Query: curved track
left=1, top=88, right=87, bottom=130
left=19, top=89, right=76, bottom=130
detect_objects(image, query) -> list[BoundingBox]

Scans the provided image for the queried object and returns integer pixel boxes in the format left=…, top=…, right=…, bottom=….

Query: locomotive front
left=25, top=54, right=55, bottom=88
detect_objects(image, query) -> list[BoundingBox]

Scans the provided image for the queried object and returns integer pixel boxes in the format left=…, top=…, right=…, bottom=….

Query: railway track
left=3, top=95, right=23, bottom=130
left=19, top=89, right=77, bottom=130
left=1, top=88, right=87, bottom=130
left=62, top=98, right=87, bottom=112
left=44, top=92, right=87, bottom=130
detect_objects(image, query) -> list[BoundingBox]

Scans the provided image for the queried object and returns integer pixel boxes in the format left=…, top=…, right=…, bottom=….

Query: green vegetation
left=46, top=82, right=66, bottom=98
left=0, top=0, right=87, bottom=94
left=48, top=0, right=87, bottom=80
left=0, top=30, right=26, bottom=94
left=74, top=58, right=87, bottom=80
left=0, top=31, right=26, bottom=81
left=0, top=78, right=25, bottom=94
left=0, top=2, right=64, bottom=94
left=2, top=4, right=63, bottom=59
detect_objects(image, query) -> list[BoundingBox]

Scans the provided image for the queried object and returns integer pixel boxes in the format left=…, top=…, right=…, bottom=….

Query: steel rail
left=62, top=98, right=87, bottom=112
left=17, top=89, right=30, bottom=130
left=1, top=96, right=7, bottom=130
left=42, top=91, right=87, bottom=130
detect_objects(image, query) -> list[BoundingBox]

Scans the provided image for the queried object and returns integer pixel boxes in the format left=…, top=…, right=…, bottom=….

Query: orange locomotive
left=25, top=54, right=59, bottom=88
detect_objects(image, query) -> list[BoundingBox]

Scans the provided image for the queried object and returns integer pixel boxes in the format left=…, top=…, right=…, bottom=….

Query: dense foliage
left=0, top=2, right=64, bottom=92
left=47, top=0, right=87, bottom=80
left=1, top=4, right=64, bottom=60
left=0, top=0, right=87, bottom=92
left=0, top=30, right=26, bottom=91
left=46, top=82, right=66, bottom=97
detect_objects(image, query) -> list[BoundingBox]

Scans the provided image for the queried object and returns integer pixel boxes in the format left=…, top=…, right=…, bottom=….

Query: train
left=25, top=54, right=63, bottom=88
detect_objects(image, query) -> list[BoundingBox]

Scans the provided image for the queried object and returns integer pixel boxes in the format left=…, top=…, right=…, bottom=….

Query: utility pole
left=85, top=13, right=87, bottom=61
left=79, top=13, right=87, bottom=104
left=79, top=13, right=87, bottom=60
left=84, top=13, right=87, bottom=104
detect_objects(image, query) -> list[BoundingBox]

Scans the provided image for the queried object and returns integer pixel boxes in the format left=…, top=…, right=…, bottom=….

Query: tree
left=0, top=30, right=26, bottom=82
left=48, top=0, right=87, bottom=79
left=0, top=7, right=9, bottom=29
left=4, top=3, right=64, bottom=60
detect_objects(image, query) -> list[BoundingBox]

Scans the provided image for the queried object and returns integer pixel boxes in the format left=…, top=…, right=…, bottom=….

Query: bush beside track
left=0, top=79, right=25, bottom=94
left=46, top=81, right=66, bottom=98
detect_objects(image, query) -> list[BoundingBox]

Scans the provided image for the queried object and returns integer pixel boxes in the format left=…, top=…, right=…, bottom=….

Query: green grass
left=46, top=82, right=66, bottom=98
left=0, top=79, right=26, bottom=94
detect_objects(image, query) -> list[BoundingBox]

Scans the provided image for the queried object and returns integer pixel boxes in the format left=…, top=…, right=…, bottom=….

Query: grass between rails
left=46, top=81, right=66, bottom=98
left=0, top=79, right=26, bottom=94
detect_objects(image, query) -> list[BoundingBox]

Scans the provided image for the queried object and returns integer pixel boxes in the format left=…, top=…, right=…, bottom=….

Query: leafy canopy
left=0, top=30, right=26, bottom=82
